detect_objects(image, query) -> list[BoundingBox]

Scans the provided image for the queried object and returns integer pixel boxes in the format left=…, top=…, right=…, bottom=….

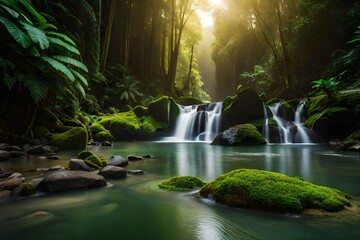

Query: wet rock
left=10, top=182, right=36, bottom=197
left=47, top=155, right=59, bottom=160
left=37, top=170, right=107, bottom=192
left=0, top=171, right=14, bottom=179
left=9, top=172, right=25, bottom=181
left=68, top=159, right=95, bottom=172
left=0, top=143, right=9, bottom=150
left=0, top=150, right=10, bottom=161
left=99, top=166, right=127, bottom=179
left=0, top=190, right=11, bottom=198
left=102, top=141, right=112, bottom=146
left=0, top=177, right=22, bottom=191
left=7, top=145, right=22, bottom=151
left=9, top=150, right=26, bottom=158
left=127, top=155, right=144, bottom=161
left=49, top=165, right=63, bottom=171
left=143, top=154, right=154, bottom=158
left=128, top=170, right=145, bottom=175
left=26, top=145, right=54, bottom=155
left=108, top=155, right=128, bottom=167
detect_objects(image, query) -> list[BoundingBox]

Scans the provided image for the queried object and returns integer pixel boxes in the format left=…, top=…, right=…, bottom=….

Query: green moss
left=98, top=111, right=140, bottom=140
left=33, top=125, right=50, bottom=138
left=147, top=96, right=179, bottom=126
left=119, top=105, right=133, bottom=112
left=305, top=95, right=328, bottom=116
left=338, top=91, right=360, bottom=114
left=90, top=123, right=106, bottom=135
left=222, top=95, right=237, bottom=112
left=93, top=130, right=114, bottom=142
left=101, top=160, right=108, bottom=168
left=20, top=182, right=36, bottom=196
left=142, top=116, right=167, bottom=134
left=48, top=127, right=88, bottom=150
left=200, top=169, right=350, bottom=213
left=77, top=150, right=95, bottom=160
left=235, top=124, right=267, bottom=145
left=85, top=155, right=102, bottom=169
left=84, top=159, right=101, bottom=169
left=158, top=176, right=207, bottom=191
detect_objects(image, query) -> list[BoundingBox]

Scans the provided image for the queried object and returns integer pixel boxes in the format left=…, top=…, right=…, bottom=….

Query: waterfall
left=171, top=102, right=223, bottom=142
left=264, top=100, right=313, bottom=144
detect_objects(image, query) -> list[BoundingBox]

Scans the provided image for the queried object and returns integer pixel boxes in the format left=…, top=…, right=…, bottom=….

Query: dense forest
left=0, top=0, right=359, bottom=144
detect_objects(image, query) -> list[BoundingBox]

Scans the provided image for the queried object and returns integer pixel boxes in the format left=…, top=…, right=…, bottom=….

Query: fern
left=46, top=31, right=76, bottom=46
left=51, top=55, right=88, bottom=72
left=0, top=3, right=19, bottom=18
left=22, top=76, right=48, bottom=103
left=41, top=56, right=75, bottom=81
left=73, top=81, right=85, bottom=97
left=47, top=36, right=80, bottom=55
left=19, top=0, right=47, bottom=28
left=20, top=21, right=49, bottom=50
left=0, top=16, right=31, bottom=48
left=70, top=69, right=88, bottom=87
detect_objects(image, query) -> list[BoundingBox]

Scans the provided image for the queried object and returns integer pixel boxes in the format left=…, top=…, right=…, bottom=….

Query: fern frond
left=46, top=31, right=76, bottom=46
left=47, top=36, right=80, bottom=55
left=20, top=21, right=49, bottom=49
left=0, top=3, right=19, bottom=18
left=19, top=0, right=47, bottom=27
left=0, top=16, right=31, bottom=48
left=79, top=0, right=96, bottom=22
left=51, top=55, right=88, bottom=72
left=70, top=69, right=88, bottom=87
left=22, top=76, right=48, bottom=103
left=73, top=81, right=85, bottom=97
left=3, top=73, right=17, bottom=89
left=41, top=56, right=75, bottom=81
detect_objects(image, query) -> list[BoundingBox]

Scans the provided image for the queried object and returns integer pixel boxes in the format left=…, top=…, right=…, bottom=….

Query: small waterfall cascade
left=264, top=100, right=313, bottom=144
left=172, top=102, right=223, bottom=141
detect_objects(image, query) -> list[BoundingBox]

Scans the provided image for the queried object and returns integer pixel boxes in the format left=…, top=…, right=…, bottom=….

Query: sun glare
left=198, top=0, right=226, bottom=28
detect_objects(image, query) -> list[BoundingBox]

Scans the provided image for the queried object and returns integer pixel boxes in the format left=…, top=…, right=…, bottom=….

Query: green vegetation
left=85, top=155, right=102, bottom=169
left=345, top=130, right=360, bottom=146
left=158, top=176, right=207, bottom=192
left=77, top=150, right=95, bottom=160
left=48, top=127, right=88, bottom=150
left=200, top=169, right=351, bottom=213
left=234, top=124, right=267, bottom=145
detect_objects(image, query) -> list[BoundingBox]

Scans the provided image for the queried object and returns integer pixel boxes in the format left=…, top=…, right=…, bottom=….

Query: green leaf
left=20, top=21, right=49, bottom=50
left=70, top=69, right=88, bottom=87
left=51, top=55, right=88, bottom=72
left=73, top=81, right=86, bottom=97
left=46, top=31, right=76, bottom=46
left=41, top=56, right=75, bottom=81
left=22, top=76, right=48, bottom=103
left=0, top=16, right=31, bottom=48
left=0, top=4, right=19, bottom=18
left=121, top=91, right=129, bottom=100
left=19, top=0, right=47, bottom=27
left=47, top=36, right=80, bottom=55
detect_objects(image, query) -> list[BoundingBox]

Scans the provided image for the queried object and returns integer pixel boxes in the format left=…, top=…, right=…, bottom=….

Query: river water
left=0, top=142, right=359, bottom=240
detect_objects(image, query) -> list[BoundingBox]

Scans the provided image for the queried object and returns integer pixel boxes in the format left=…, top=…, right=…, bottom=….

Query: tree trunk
left=100, top=0, right=116, bottom=72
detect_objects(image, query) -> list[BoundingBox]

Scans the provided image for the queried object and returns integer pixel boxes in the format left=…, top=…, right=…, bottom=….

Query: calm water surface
left=0, top=142, right=359, bottom=240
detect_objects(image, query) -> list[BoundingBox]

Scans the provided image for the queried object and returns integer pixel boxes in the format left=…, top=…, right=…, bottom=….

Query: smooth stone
left=99, top=166, right=127, bottom=179
left=143, top=154, right=154, bottom=158
left=9, top=150, right=26, bottom=158
left=0, top=178, right=22, bottom=191
left=0, top=143, right=9, bottom=150
left=127, top=155, right=144, bottom=161
left=101, top=141, right=112, bottom=146
left=108, top=155, right=128, bottom=167
left=127, top=170, right=145, bottom=175
left=37, top=170, right=107, bottom=192
left=68, top=159, right=95, bottom=172
left=8, top=145, right=22, bottom=151
left=49, top=165, right=63, bottom=171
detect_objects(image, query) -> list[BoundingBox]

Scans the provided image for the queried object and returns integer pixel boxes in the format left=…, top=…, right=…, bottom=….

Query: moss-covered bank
left=200, top=169, right=351, bottom=213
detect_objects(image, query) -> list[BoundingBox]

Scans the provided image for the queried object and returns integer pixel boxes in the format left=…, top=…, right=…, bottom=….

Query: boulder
left=99, top=166, right=127, bottom=179
left=48, top=127, right=88, bottom=150
left=0, top=177, right=22, bottom=191
left=68, top=159, right=95, bottom=172
left=26, top=145, right=54, bottom=155
left=10, top=182, right=36, bottom=197
left=0, top=150, right=10, bottom=161
left=128, top=170, right=145, bottom=175
left=221, top=89, right=264, bottom=129
left=108, top=155, right=128, bottom=167
left=0, top=143, right=9, bottom=150
left=146, top=96, right=179, bottom=129
left=127, top=155, right=144, bottom=161
left=36, top=170, right=107, bottom=192
left=9, top=150, right=25, bottom=158
left=212, top=124, right=267, bottom=146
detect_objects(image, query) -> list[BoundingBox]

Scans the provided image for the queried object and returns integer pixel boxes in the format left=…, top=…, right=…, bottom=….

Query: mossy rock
left=200, top=169, right=351, bottom=213
left=146, top=96, right=179, bottom=128
left=19, top=182, right=36, bottom=196
left=77, top=150, right=95, bottom=160
left=141, top=116, right=167, bottom=135
left=345, top=130, right=360, bottom=146
left=85, top=155, right=102, bottom=169
left=33, top=125, right=50, bottom=139
left=212, top=124, right=267, bottom=146
left=98, top=111, right=140, bottom=141
left=90, top=123, right=107, bottom=135
left=177, top=97, right=203, bottom=106
left=84, top=160, right=101, bottom=169
left=48, top=127, right=88, bottom=150
left=158, top=176, right=207, bottom=191
left=93, top=130, right=114, bottom=142
left=305, top=107, right=349, bottom=128
left=133, top=105, right=148, bottom=118
left=305, top=95, right=328, bottom=117
left=35, top=107, right=63, bottom=127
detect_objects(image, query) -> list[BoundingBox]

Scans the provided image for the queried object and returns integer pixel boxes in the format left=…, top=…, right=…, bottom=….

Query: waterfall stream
left=170, top=102, right=223, bottom=142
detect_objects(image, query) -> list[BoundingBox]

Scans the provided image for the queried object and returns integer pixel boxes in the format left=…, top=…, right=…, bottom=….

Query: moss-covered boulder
left=77, top=150, right=95, bottom=160
left=48, top=127, right=88, bottom=150
left=89, top=123, right=114, bottom=142
left=85, top=155, right=102, bottom=169
left=98, top=111, right=140, bottom=141
left=146, top=96, right=179, bottom=129
left=200, top=169, right=351, bottom=213
left=212, top=124, right=267, bottom=146
left=133, top=106, right=148, bottom=118
left=221, top=89, right=264, bottom=129
left=158, top=176, right=207, bottom=191
left=140, top=116, right=167, bottom=138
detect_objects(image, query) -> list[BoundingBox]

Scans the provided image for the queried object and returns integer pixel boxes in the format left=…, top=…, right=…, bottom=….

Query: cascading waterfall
left=171, top=102, right=223, bottom=142
left=264, top=100, right=314, bottom=144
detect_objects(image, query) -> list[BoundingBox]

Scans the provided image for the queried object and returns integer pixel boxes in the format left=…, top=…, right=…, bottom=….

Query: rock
left=26, top=145, right=53, bottom=155
left=101, top=141, right=112, bottom=146
left=10, top=182, right=36, bottom=197
left=128, top=170, right=145, bottom=175
left=47, top=155, right=59, bottom=160
left=127, top=155, right=144, bottom=161
left=0, top=190, right=11, bottom=198
left=49, top=165, right=63, bottom=171
left=99, top=166, right=127, bottom=179
left=36, top=170, right=107, bottom=192
left=0, top=168, right=5, bottom=174
left=212, top=124, right=267, bottom=146
left=108, top=155, right=128, bottom=167
left=0, top=150, right=10, bottom=161
left=146, top=96, right=179, bottom=129
left=0, top=172, right=14, bottom=179
left=0, top=143, right=9, bottom=150
left=48, top=127, right=88, bottom=150
left=143, top=154, right=154, bottom=158
left=0, top=177, right=22, bottom=191
left=9, top=150, right=26, bottom=158
left=68, top=159, right=95, bottom=172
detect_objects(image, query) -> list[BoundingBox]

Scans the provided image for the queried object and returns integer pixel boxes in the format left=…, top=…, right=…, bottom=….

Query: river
left=0, top=142, right=359, bottom=240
